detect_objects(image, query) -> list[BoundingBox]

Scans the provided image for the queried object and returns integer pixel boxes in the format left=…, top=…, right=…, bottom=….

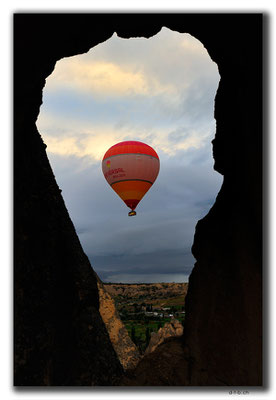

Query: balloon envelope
left=102, top=141, right=160, bottom=214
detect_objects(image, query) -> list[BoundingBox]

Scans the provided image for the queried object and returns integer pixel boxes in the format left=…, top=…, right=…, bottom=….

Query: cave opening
left=37, top=27, right=222, bottom=287
left=14, top=14, right=262, bottom=386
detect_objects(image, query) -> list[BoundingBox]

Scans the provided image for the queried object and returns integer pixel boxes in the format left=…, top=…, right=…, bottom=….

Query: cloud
left=38, top=27, right=220, bottom=166
left=89, top=29, right=218, bottom=89
left=38, top=112, right=134, bottom=162
left=99, top=273, right=190, bottom=284
left=44, top=142, right=222, bottom=283
left=50, top=141, right=222, bottom=250
left=37, top=27, right=222, bottom=283
left=38, top=109, right=215, bottom=162
left=90, top=249, right=194, bottom=283
left=44, top=27, right=219, bottom=104
left=45, top=55, right=176, bottom=98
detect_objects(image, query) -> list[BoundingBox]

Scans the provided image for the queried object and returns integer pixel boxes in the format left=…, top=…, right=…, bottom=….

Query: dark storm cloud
left=46, top=141, right=222, bottom=283
left=90, top=249, right=195, bottom=283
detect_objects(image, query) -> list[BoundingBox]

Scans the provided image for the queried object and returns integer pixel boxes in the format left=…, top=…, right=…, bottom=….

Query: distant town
left=119, top=301, right=186, bottom=319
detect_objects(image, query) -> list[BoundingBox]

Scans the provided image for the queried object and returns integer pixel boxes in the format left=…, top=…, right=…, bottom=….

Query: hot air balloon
left=102, top=141, right=160, bottom=216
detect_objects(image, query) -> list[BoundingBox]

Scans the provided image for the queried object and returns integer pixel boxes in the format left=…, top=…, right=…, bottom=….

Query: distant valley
left=103, top=282, right=188, bottom=354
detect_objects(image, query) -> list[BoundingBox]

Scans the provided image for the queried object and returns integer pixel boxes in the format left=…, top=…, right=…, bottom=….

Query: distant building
left=145, top=311, right=154, bottom=316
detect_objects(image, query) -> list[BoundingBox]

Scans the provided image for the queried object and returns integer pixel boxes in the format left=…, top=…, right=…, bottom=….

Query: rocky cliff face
left=14, top=123, right=124, bottom=386
left=14, top=14, right=262, bottom=386
left=182, top=17, right=263, bottom=385
left=144, top=318, right=183, bottom=356
left=97, top=279, right=141, bottom=370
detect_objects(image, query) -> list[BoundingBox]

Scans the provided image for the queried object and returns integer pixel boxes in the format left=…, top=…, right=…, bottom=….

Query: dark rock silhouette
left=14, top=14, right=262, bottom=385
left=120, top=336, right=189, bottom=386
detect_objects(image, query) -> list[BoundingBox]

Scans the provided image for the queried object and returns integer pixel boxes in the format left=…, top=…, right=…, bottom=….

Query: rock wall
left=13, top=15, right=122, bottom=386
left=14, top=14, right=262, bottom=386
left=183, top=16, right=263, bottom=386
left=120, top=337, right=188, bottom=386
left=96, top=278, right=141, bottom=370
left=144, top=318, right=183, bottom=356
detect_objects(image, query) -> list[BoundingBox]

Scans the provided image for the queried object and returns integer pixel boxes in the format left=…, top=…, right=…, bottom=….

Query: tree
left=131, top=325, right=136, bottom=344
left=133, top=303, right=140, bottom=313
left=145, top=327, right=151, bottom=347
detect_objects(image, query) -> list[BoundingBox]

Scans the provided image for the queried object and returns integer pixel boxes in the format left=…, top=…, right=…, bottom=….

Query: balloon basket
left=128, top=210, right=137, bottom=217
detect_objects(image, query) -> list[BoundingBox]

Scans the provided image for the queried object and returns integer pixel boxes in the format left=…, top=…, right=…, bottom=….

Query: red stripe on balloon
left=103, top=140, right=159, bottom=160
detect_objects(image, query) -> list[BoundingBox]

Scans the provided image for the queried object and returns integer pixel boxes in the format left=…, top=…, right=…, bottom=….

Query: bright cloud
left=44, top=28, right=217, bottom=100
left=38, top=27, right=219, bottom=163
left=38, top=111, right=214, bottom=162
left=46, top=56, right=176, bottom=98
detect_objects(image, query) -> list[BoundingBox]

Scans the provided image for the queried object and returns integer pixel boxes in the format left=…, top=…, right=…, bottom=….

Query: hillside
left=104, top=282, right=188, bottom=305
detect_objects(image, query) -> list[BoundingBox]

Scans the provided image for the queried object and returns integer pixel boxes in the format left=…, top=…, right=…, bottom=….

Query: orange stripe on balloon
left=118, top=191, right=145, bottom=201
left=112, top=180, right=151, bottom=193
left=112, top=180, right=152, bottom=201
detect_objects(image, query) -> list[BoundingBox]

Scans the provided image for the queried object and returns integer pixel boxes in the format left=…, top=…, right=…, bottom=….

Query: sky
left=37, top=27, right=222, bottom=283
